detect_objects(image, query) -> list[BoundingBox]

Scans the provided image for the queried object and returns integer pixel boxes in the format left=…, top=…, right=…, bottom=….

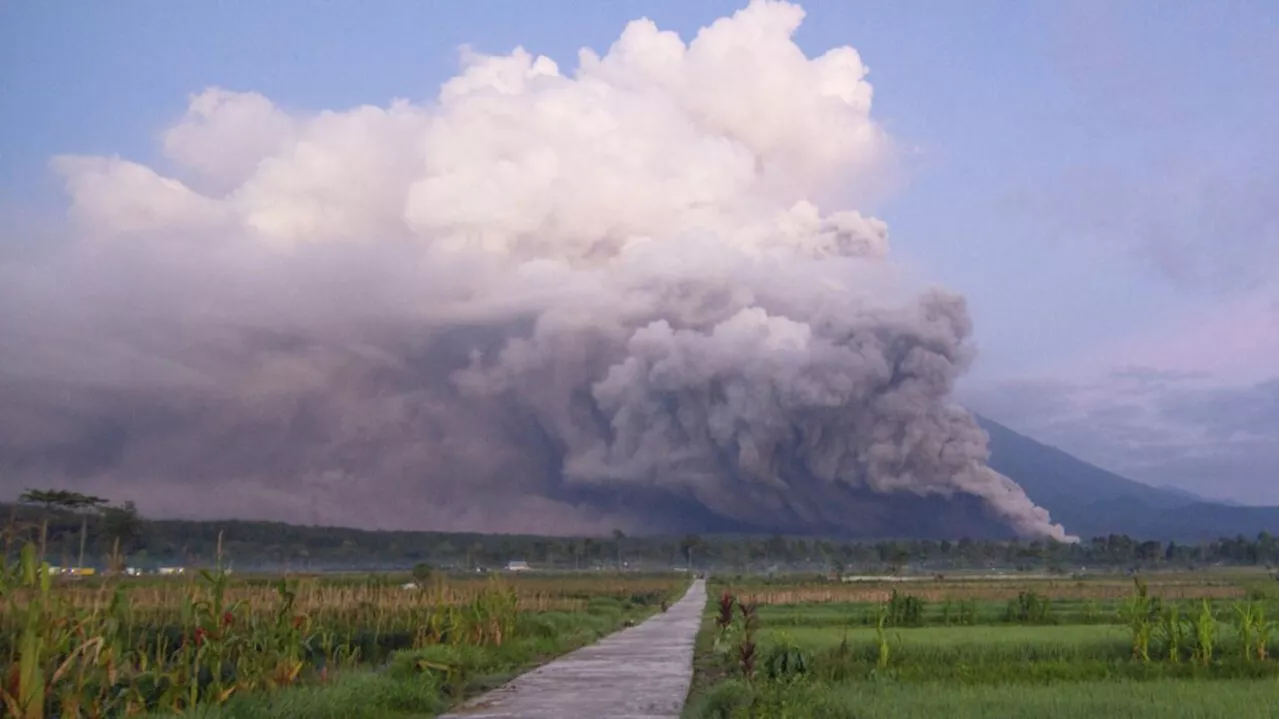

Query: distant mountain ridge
left=976, top=415, right=1278, bottom=541
left=1155, top=484, right=1241, bottom=507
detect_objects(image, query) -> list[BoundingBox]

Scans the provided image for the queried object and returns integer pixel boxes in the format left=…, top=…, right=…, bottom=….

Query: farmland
left=1, top=542, right=690, bottom=718
left=682, top=571, right=1279, bottom=719
left=5, top=497, right=1278, bottom=717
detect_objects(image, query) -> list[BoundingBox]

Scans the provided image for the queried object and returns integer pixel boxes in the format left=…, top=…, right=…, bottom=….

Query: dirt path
left=439, top=577, right=706, bottom=719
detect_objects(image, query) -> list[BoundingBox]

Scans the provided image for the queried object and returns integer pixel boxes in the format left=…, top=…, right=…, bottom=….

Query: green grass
left=761, top=623, right=1130, bottom=648
left=763, top=624, right=1133, bottom=672
left=685, top=586, right=1279, bottom=719
left=754, top=597, right=1278, bottom=628
left=847, top=679, right=1279, bottom=719
left=163, top=671, right=449, bottom=719
left=688, top=678, right=1278, bottom=719
left=755, top=625, right=1275, bottom=684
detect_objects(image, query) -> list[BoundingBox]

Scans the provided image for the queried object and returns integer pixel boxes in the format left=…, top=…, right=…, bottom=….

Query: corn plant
left=874, top=603, right=891, bottom=669
left=1260, top=618, right=1278, bottom=661
left=1153, top=603, right=1190, bottom=663
left=464, top=578, right=518, bottom=647
left=1005, top=591, right=1053, bottom=624
left=885, top=590, right=925, bottom=627
left=1118, top=578, right=1160, bottom=662
left=1082, top=598, right=1100, bottom=623
left=2, top=544, right=53, bottom=719
left=1232, top=600, right=1274, bottom=661
left=1191, top=599, right=1217, bottom=666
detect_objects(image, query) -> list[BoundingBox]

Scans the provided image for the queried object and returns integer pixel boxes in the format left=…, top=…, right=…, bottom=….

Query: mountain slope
left=1156, top=484, right=1241, bottom=507
left=977, top=415, right=1278, bottom=541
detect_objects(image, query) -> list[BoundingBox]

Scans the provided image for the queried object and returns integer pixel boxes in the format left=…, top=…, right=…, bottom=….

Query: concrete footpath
left=439, top=577, right=707, bottom=719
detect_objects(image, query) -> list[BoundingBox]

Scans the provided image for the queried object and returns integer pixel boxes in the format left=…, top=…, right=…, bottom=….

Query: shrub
left=886, top=590, right=925, bottom=627
left=1005, top=591, right=1053, bottom=624
left=410, top=563, right=434, bottom=584
left=762, top=639, right=810, bottom=681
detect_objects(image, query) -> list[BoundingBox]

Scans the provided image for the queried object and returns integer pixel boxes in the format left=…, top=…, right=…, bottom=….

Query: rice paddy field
left=683, top=571, right=1279, bottom=719
left=1, top=543, right=690, bottom=718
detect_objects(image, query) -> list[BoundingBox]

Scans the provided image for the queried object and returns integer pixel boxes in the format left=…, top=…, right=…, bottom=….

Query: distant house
left=157, top=567, right=185, bottom=575
left=504, top=560, right=530, bottom=572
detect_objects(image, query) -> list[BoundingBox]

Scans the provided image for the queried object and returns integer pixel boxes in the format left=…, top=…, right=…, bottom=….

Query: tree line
left=6, top=489, right=1276, bottom=573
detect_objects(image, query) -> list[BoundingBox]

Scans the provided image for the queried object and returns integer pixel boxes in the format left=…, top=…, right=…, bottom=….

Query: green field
left=691, top=679, right=1277, bottom=719
left=683, top=572, right=1279, bottom=719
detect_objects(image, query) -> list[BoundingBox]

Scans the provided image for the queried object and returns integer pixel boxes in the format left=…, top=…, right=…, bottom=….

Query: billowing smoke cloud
left=0, top=1, right=1072, bottom=541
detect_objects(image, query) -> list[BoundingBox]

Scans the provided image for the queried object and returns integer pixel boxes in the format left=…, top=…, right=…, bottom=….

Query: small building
left=504, top=560, right=530, bottom=572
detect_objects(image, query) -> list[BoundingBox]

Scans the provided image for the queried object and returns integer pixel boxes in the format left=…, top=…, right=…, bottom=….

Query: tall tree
left=102, top=501, right=143, bottom=553
left=67, top=492, right=109, bottom=569
left=19, top=488, right=107, bottom=564
left=612, top=528, right=625, bottom=570
left=19, top=488, right=69, bottom=512
left=18, top=488, right=59, bottom=560
left=679, top=533, right=703, bottom=572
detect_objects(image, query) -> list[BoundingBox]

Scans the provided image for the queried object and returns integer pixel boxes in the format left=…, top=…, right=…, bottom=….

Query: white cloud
left=54, top=0, right=888, bottom=260
left=161, top=88, right=297, bottom=191
left=51, top=155, right=228, bottom=238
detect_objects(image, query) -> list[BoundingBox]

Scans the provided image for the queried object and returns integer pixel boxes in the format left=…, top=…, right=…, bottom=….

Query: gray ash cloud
left=0, top=1, right=1071, bottom=540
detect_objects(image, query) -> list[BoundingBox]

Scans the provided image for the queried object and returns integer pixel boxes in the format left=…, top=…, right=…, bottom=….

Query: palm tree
left=19, top=488, right=69, bottom=560
left=18, top=488, right=108, bottom=566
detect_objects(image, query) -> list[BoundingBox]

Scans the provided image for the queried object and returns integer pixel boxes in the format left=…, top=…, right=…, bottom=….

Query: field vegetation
left=6, top=492, right=1277, bottom=717
left=683, top=571, right=1278, bottom=719
left=1, top=540, right=688, bottom=718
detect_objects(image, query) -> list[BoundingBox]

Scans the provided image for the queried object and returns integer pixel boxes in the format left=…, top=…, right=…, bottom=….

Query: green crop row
left=683, top=582, right=1279, bottom=719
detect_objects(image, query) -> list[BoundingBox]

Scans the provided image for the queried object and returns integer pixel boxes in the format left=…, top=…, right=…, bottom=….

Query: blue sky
left=1, top=1, right=1276, bottom=505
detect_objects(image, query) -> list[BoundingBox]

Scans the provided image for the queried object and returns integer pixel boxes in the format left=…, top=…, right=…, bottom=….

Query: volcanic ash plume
left=0, top=0, right=1073, bottom=541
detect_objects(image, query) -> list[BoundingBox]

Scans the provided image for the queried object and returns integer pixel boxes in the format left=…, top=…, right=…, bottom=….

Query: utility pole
left=78, top=516, right=87, bottom=569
